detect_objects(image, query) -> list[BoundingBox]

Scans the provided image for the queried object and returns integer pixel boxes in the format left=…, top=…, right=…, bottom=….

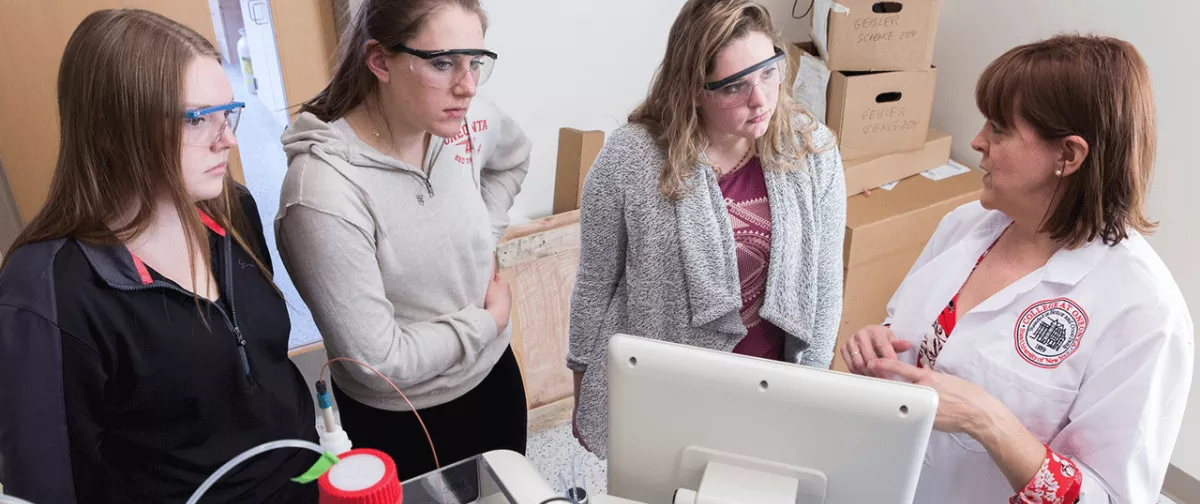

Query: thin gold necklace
left=369, top=120, right=387, bottom=149
left=363, top=108, right=393, bottom=154
left=711, top=143, right=754, bottom=176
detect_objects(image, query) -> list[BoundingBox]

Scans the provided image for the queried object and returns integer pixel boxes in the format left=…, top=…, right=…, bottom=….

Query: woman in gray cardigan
left=568, top=0, right=846, bottom=456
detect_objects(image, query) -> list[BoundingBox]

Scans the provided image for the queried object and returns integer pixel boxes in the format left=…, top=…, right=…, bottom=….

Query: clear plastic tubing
left=185, top=439, right=325, bottom=504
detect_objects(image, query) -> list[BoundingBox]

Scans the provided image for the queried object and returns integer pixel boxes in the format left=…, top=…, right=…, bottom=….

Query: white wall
left=479, top=0, right=810, bottom=222
left=930, top=1, right=1200, bottom=479
left=208, top=0, right=231, bottom=63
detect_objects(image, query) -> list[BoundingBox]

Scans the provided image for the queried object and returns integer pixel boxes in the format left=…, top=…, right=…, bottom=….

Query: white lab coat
left=884, top=202, right=1194, bottom=504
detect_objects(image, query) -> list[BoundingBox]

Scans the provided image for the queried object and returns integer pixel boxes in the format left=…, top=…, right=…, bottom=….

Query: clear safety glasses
left=183, top=102, right=245, bottom=147
left=392, top=44, right=499, bottom=89
left=702, top=47, right=788, bottom=109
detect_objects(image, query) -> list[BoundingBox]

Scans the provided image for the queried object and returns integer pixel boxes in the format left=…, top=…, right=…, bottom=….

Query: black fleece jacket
left=0, top=189, right=318, bottom=503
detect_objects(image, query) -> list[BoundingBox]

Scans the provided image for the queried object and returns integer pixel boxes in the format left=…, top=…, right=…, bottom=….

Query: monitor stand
left=673, top=446, right=828, bottom=504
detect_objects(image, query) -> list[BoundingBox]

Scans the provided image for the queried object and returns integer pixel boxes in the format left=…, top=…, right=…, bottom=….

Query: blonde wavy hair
left=629, top=0, right=819, bottom=201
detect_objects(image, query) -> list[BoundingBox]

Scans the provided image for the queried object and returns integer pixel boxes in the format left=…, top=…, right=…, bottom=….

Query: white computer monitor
left=606, top=334, right=937, bottom=504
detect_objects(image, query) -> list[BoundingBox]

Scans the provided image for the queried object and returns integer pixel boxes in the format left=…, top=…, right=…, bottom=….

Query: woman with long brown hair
left=276, top=0, right=531, bottom=480
left=568, top=0, right=846, bottom=456
left=0, top=9, right=318, bottom=503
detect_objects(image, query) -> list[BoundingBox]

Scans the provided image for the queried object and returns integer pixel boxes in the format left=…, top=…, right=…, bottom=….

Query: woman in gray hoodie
left=569, top=0, right=846, bottom=456
left=275, top=0, right=531, bottom=480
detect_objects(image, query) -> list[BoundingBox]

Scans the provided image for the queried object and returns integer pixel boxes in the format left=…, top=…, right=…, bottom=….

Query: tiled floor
left=225, top=66, right=322, bottom=349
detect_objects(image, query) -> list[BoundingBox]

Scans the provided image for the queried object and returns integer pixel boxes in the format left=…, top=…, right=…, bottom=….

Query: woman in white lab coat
left=840, top=34, right=1193, bottom=503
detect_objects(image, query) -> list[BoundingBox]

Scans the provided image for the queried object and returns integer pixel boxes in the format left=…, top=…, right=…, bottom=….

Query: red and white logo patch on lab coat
left=1013, top=298, right=1089, bottom=368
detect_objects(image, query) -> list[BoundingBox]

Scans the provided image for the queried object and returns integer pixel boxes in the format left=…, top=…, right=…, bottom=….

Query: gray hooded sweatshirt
left=276, top=97, right=531, bottom=411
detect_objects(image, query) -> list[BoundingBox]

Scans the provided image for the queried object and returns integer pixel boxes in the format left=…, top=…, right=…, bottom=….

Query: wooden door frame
left=0, top=0, right=337, bottom=220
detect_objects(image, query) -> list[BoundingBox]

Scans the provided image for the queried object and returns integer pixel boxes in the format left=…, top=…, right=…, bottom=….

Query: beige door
left=0, top=0, right=337, bottom=222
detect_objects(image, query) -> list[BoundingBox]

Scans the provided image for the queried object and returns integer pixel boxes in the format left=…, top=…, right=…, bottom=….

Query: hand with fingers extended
left=868, top=358, right=999, bottom=436
left=871, top=358, right=1065, bottom=496
left=839, top=325, right=913, bottom=378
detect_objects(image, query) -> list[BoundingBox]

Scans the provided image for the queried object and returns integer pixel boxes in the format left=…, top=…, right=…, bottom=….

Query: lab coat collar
left=971, top=210, right=1110, bottom=286
left=1042, top=234, right=1112, bottom=286
left=953, top=211, right=1109, bottom=319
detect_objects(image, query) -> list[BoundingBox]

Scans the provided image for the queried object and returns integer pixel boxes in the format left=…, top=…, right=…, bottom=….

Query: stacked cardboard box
left=787, top=0, right=986, bottom=371
left=833, top=163, right=983, bottom=371
left=798, top=0, right=942, bottom=161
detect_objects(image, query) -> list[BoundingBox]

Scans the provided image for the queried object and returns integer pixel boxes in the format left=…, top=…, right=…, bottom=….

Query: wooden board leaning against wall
left=497, top=211, right=581, bottom=411
left=502, top=128, right=603, bottom=410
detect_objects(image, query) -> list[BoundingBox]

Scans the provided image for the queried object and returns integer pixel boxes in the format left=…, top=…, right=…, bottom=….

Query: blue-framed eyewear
left=183, top=101, right=245, bottom=147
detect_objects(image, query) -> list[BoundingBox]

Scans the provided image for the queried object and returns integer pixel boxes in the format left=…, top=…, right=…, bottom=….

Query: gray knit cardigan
left=567, top=113, right=847, bottom=456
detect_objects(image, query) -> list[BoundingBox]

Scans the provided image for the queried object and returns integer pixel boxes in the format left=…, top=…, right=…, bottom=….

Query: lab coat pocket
left=949, top=353, right=1077, bottom=453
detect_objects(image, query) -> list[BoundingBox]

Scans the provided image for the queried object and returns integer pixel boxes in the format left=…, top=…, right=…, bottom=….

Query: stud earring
left=1055, top=169, right=1063, bottom=176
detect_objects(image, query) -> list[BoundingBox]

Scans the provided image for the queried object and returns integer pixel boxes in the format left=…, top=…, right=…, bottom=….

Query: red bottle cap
left=318, top=448, right=403, bottom=504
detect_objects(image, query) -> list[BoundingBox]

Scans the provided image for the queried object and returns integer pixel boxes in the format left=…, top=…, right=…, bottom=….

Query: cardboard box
left=832, top=244, right=924, bottom=372
left=812, top=0, right=941, bottom=72
left=828, top=67, right=937, bottom=160
left=831, top=164, right=985, bottom=372
left=844, top=164, right=983, bottom=268
left=788, top=41, right=936, bottom=162
left=553, top=128, right=605, bottom=214
left=844, top=128, right=950, bottom=196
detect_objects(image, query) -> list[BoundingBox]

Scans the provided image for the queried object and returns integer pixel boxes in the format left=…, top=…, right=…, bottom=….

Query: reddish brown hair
left=5, top=9, right=273, bottom=297
left=976, top=34, right=1157, bottom=248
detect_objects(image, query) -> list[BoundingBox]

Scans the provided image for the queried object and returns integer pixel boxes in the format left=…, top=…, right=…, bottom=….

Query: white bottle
left=236, top=28, right=257, bottom=95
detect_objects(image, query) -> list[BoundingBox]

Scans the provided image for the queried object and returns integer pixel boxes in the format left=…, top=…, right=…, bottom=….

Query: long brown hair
left=5, top=8, right=273, bottom=295
left=976, top=34, right=1157, bottom=248
left=300, top=0, right=488, bottom=122
left=630, top=0, right=819, bottom=201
